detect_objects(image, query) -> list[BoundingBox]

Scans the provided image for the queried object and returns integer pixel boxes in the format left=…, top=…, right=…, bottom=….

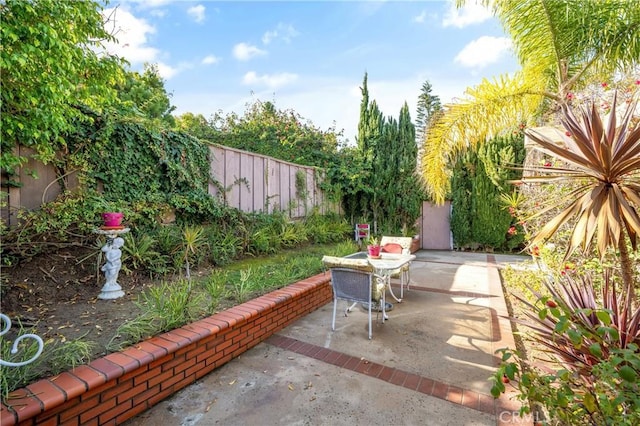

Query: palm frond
left=421, top=73, right=543, bottom=203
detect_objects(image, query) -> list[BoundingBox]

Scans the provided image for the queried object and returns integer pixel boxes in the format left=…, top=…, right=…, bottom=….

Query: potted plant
left=99, top=200, right=124, bottom=228
left=366, top=236, right=381, bottom=258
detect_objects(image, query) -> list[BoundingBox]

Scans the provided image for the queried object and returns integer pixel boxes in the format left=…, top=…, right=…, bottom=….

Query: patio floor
left=124, top=250, right=533, bottom=426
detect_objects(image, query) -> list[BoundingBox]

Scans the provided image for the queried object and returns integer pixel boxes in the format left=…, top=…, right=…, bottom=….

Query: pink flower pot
left=102, top=212, right=123, bottom=227
left=367, top=245, right=381, bottom=258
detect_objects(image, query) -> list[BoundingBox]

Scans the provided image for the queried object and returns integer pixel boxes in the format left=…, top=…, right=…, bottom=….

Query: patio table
left=344, top=251, right=416, bottom=317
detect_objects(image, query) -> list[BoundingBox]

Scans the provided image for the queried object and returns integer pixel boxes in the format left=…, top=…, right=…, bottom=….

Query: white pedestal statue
left=94, top=228, right=130, bottom=300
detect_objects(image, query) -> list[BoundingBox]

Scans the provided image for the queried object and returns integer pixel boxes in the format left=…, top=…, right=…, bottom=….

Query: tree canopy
left=0, top=0, right=126, bottom=170
left=117, top=64, right=176, bottom=127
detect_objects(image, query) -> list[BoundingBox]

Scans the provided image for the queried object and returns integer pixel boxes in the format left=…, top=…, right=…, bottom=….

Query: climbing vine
left=66, top=115, right=210, bottom=202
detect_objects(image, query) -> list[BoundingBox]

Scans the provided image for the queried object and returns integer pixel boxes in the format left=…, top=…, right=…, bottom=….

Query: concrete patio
left=124, top=250, right=533, bottom=426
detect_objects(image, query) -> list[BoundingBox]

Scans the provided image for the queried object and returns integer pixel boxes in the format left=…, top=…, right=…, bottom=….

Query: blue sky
left=103, top=0, right=519, bottom=143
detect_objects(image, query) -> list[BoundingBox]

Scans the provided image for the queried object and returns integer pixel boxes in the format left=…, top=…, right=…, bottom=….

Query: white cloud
left=154, top=61, right=194, bottom=80
left=454, top=36, right=512, bottom=69
left=442, top=1, right=492, bottom=28
left=202, top=55, right=220, bottom=65
left=149, top=9, right=167, bottom=18
left=187, top=4, right=206, bottom=23
left=242, top=71, right=298, bottom=89
left=134, top=0, right=173, bottom=8
left=262, top=23, right=299, bottom=45
left=233, top=42, right=267, bottom=61
left=101, top=7, right=159, bottom=65
left=156, top=62, right=178, bottom=79
left=413, top=11, right=427, bottom=23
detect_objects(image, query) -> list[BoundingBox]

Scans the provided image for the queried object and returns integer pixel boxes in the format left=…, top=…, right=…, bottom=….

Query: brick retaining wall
left=0, top=272, right=332, bottom=426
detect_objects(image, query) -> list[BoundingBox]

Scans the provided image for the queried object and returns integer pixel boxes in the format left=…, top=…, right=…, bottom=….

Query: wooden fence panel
left=1, top=147, right=78, bottom=226
left=1, top=143, right=338, bottom=225
left=253, top=157, right=265, bottom=212
left=207, top=144, right=335, bottom=218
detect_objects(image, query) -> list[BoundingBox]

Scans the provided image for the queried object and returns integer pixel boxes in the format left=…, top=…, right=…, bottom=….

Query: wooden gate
left=420, top=201, right=452, bottom=250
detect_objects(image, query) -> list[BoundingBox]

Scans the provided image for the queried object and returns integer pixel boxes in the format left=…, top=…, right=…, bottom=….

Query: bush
left=493, top=271, right=640, bottom=424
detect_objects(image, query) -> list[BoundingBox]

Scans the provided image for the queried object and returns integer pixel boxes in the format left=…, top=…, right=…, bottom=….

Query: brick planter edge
left=0, top=272, right=332, bottom=426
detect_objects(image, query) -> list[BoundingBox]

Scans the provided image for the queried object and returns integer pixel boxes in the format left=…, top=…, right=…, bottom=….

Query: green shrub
left=493, top=272, right=640, bottom=424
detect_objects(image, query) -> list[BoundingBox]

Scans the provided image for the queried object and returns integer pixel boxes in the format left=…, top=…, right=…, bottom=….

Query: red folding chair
left=354, top=223, right=370, bottom=242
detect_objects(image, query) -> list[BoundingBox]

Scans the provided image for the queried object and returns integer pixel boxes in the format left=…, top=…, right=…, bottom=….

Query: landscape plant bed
left=0, top=271, right=332, bottom=425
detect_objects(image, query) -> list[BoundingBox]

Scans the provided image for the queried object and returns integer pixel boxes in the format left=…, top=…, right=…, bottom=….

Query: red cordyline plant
left=513, top=271, right=640, bottom=379
left=523, top=92, right=640, bottom=305
left=493, top=271, right=640, bottom=424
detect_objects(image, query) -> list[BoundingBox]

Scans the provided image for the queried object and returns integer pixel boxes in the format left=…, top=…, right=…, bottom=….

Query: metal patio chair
left=322, top=255, right=385, bottom=339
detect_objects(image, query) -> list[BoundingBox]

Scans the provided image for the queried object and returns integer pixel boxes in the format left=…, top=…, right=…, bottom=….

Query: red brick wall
left=0, top=273, right=332, bottom=426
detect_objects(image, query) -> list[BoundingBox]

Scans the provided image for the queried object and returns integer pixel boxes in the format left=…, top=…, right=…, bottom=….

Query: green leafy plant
left=121, top=232, right=165, bottom=275
left=206, top=230, right=241, bottom=266
left=229, top=268, right=254, bottom=303
left=139, top=279, right=205, bottom=331
left=365, top=235, right=379, bottom=247
left=110, top=279, right=205, bottom=351
left=106, top=316, right=159, bottom=352
left=492, top=272, right=640, bottom=424
left=48, top=338, right=96, bottom=374
left=202, top=271, right=228, bottom=313
left=279, top=221, right=308, bottom=248
left=0, top=327, right=47, bottom=400
left=178, top=226, right=208, bottom=279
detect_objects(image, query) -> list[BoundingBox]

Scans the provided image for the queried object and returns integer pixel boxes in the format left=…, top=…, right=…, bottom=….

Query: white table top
left=367, top=252, right=415, bottom=271
left=345, top=251, right=415, bottom=271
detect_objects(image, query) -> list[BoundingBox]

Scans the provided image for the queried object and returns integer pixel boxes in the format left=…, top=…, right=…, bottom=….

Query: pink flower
left=544, top=162, right=552, bottom=167
left=566, top=92, right=574, bottom=100
left=507, top=226, right=517, bottom=235
left=565, top=131, right=572, bottom=137
left=601, top=82, right=608, bottom=88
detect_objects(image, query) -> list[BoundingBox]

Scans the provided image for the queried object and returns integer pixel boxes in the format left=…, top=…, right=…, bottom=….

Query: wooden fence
left=0, top=145, right=338, bottom=226
left=208, top=144, right=337, bottom=217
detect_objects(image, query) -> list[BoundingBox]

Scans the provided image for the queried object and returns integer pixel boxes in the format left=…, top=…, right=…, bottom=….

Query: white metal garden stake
left=0, top=313, right=44, bottom=367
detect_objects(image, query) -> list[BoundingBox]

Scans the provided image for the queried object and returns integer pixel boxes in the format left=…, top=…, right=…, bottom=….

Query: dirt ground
left=2, top=246, right=545, bottom=390
left=1, top=246, right=163, bottom=370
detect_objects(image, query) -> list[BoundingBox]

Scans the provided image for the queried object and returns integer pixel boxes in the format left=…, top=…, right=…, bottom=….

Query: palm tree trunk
left=618, top=236, right=637, bottom=309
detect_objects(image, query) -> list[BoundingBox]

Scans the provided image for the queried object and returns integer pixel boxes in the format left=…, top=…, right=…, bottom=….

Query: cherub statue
left=101, top=237, right=124, bottom=287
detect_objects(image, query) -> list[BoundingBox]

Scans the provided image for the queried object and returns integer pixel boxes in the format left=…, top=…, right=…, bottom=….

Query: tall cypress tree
left=351, top=73, right=423, bottom=234
left=415, top=80, right=442, bottom=145
left=345, top=72, right=370, bottom=222
left=366, top=101, right=384, bottom=228
left=451, top=133, right=526, bottom=251
left=375, top=115, right=397, bottom=231
left=396, top=102, right=422, bottom=233
left=450, top=151, right=474, bottom=248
